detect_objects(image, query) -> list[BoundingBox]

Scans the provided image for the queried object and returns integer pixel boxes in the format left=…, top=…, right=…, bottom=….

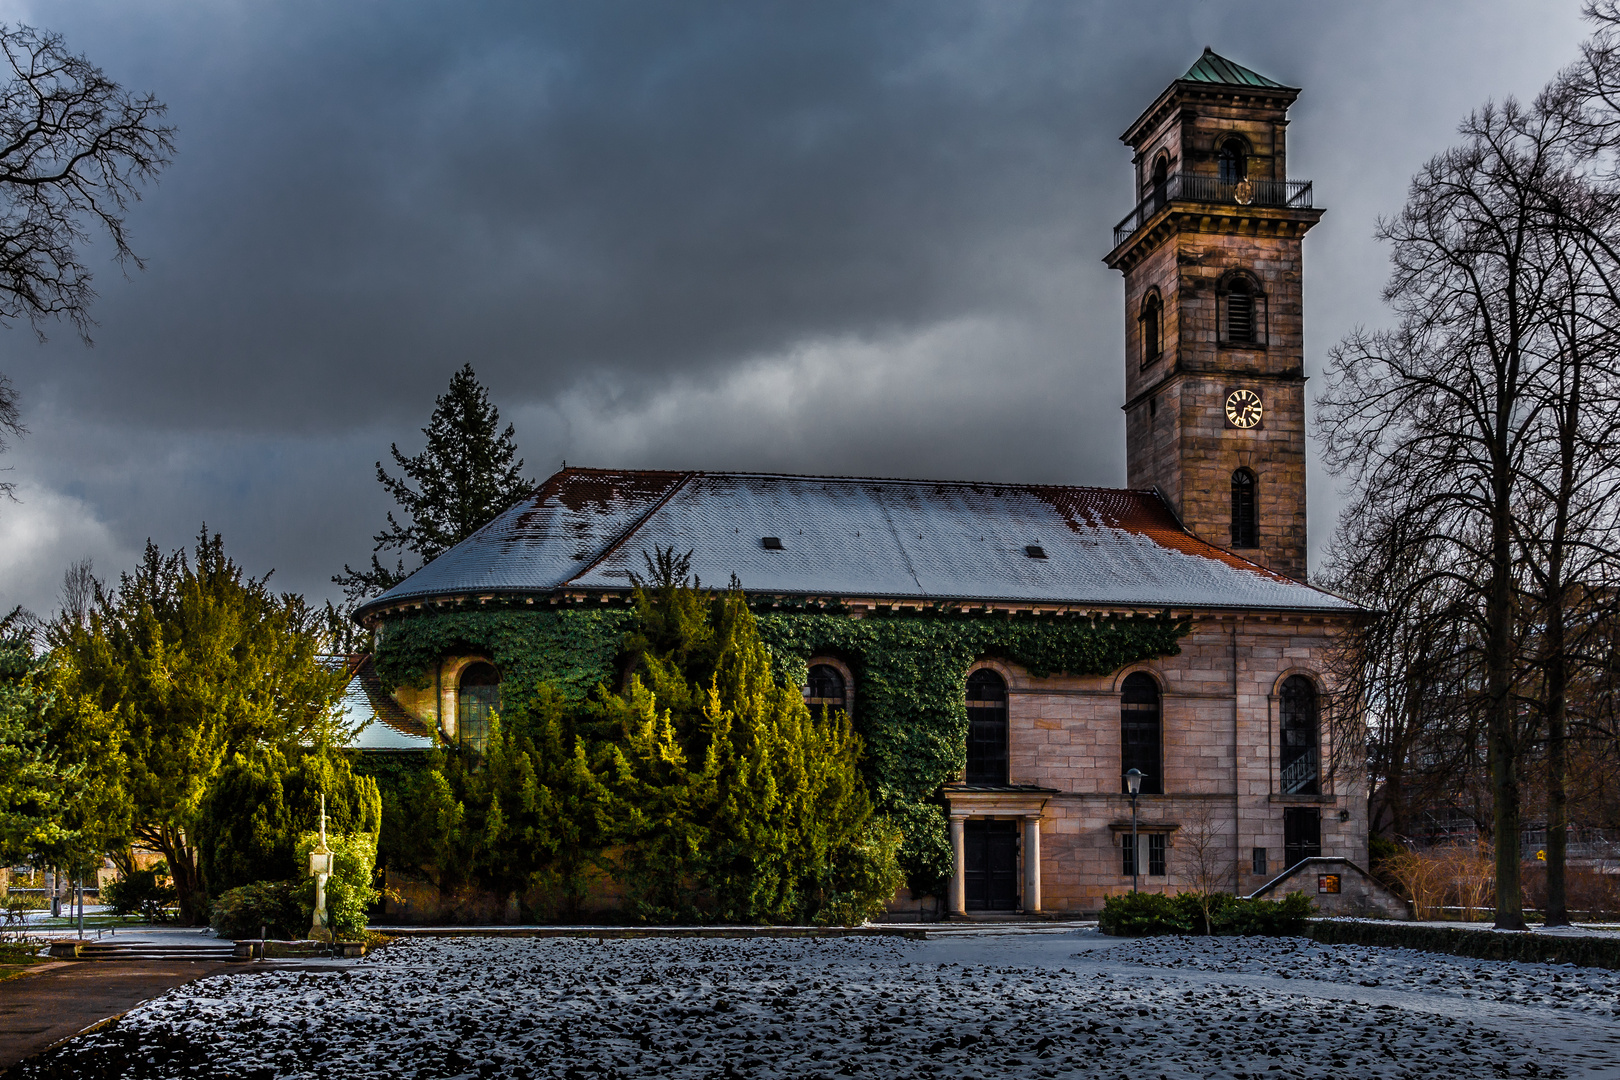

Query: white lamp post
left=1125, top=768, right=1145, bottom=894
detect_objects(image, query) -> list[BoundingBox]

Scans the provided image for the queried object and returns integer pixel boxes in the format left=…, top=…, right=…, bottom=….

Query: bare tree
left=1319, top=94, right=1592, bottom=931
left=58, top=556, right=97, bottom=626
left=0, top=25, right=174, bottom=340
left=1320, top=539, right=1492, bottom=845
left=0, top=25, right=175, bottom=495
left=1178, top=801, right=1234, bottom=934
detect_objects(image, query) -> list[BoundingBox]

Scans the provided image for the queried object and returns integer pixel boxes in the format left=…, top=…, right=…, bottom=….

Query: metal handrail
left=1113, top=172, right=1314, bottom=247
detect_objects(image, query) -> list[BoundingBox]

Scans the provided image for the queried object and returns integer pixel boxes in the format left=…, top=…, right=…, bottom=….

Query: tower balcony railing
left=1112, top=173, right=1314, bottom=247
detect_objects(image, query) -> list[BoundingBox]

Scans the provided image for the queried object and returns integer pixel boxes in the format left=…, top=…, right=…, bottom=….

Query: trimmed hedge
left=1309, top=919, right=1620, bottom=970
left=1099, top=891, right=1313, bottom=937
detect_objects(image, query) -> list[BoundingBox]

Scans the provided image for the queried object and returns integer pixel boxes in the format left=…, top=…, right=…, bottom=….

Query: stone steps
left=49, top=939, right=241, bottom=962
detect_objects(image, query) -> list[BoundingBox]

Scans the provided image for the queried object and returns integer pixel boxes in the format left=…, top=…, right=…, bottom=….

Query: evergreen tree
left=395, top=687, right=617, bottom=921
left=385, top=549, right=900, bottom=925
left=0, top=624, right=79, bottom=864
left=196, top=746, right=381, bottom=895
left=48, top=530, right=350, bottom=923
left=336, top=364, right=533, bottom=601
left=603, top=549, right=902, bottom=923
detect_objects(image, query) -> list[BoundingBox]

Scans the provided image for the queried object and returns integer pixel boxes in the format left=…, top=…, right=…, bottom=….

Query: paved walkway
left=0, top=959, right=240, bottom=1070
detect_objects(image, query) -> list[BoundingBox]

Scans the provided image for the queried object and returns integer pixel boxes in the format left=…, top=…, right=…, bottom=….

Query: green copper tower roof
left=1181, top=47, right=1290, bottom=90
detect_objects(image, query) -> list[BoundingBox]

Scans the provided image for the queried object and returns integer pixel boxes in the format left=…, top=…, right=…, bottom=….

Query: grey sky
left=0, top=0, right=1592, bottom=615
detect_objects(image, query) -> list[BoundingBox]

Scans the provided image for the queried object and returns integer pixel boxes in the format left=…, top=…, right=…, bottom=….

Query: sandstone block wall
left=996, top=613, right=1363, bottom=914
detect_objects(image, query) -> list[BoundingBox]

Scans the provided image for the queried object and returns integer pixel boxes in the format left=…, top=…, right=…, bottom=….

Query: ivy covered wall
left=371, top=603, right=1187, bottom=896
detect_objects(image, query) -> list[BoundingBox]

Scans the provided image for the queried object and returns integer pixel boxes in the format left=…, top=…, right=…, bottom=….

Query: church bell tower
left=1104, top=48, right=1323, bottom=581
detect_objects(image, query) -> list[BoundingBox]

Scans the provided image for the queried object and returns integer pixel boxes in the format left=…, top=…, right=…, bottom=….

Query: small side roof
left=1181, top=47, right=1291, bottom=90
left=334, top=655, right=435, bottom=751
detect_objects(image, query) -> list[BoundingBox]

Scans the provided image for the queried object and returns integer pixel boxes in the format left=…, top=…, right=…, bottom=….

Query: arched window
left=1120, top=672, right=1163, bottom=795
left=1150, top=154, right=1170, bottom=210
left=1140, top=291, right=1162, bottom=365
left=805, top=664, right=847, bottom=719
left=1231, top=468, right=1258, bottom=548
left=457, top=662, right=501, bottom=753
left=1279, top=675, right=1320, bottom=795
left=965, top=669, right=1009, bottom=785
left=1218, top=137, right=1247, bottom=184
left=1219, top=273, right=1266, bottom=346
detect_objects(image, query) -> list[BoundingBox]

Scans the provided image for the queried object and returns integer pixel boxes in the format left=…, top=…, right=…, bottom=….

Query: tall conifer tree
left=337, top=364, right=533, bottom=601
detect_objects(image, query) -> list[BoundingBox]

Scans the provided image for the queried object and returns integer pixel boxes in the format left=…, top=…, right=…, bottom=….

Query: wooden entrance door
left=964, top=819, right=1019, bottom=911
left=1283, top=807, right=1321, bottom=869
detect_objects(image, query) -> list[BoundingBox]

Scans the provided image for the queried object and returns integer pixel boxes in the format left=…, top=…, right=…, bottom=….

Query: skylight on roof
left=761, top=536, right=784, bottom=550
left=1025, top=545, right=1047, bottom=559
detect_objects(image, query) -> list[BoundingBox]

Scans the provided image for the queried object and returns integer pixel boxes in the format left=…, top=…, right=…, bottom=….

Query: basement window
left=1024, top=545, right=1047, bottom=559
left=761, top=537, right=784, bottom=550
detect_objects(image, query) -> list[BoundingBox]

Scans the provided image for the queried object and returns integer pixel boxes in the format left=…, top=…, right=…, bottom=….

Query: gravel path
left=7, top=932, right=1618, bottom=1079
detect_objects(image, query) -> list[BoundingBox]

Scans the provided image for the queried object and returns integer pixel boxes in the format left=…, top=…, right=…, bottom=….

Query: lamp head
left=1125, top=768, right=1144, bottom=796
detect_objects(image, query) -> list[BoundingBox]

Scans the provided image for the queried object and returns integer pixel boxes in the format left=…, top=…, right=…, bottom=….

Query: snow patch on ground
left=1091, top=934, right=1620, bottom=1015
left=9, top=934, right=1617, bottom=1079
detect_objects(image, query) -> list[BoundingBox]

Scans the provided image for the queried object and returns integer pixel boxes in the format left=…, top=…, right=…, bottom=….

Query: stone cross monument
left=308, top=793, right=334, bottom=942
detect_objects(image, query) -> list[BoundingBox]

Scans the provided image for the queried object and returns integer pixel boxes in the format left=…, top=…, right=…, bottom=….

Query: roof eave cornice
left=1120, top=79, right=1301, bottom=150
left=359, top=587, right=1362, bottom=625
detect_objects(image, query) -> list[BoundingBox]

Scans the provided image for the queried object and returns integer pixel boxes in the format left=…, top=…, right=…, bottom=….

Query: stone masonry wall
left=997, top=612, right=1361, bottom=914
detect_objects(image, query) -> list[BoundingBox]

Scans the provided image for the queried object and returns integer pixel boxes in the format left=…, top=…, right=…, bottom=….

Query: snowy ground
left=9, top=929, right=1620, bottom=1079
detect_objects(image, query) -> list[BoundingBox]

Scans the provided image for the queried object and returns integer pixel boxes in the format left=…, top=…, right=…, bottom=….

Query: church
left=351, top=50, right=1386, bottom=918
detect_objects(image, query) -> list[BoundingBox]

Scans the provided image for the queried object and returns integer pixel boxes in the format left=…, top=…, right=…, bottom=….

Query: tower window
left=1280, top=675, right=1321, bottom=796
left=457, top=662, right=501, bottom=753
left=1140, top=291, right=1162, bottom=365
left=1227, top=280, right=1253, bottom=342
left=1120, top=672, right=1163, bottom=795
left=1219, top=273, right=1266, bottom=346
left=965, top=669, right=1009, bottom=785
left=1218, top=137, right=1247, bottom=184
left=1231, top=468, right=1257, bottom=548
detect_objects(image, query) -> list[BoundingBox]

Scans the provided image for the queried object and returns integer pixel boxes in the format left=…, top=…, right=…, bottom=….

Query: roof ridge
left=554, top=465, right=1164, bottom=495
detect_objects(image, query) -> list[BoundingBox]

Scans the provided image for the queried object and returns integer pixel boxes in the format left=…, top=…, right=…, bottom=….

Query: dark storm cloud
left=16, top=2, right=1123, bottom=426
left=0, top=0, right=1592, bottom=612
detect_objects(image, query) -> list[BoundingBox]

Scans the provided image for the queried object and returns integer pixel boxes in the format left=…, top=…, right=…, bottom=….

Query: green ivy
left=752, top=611, right=1186, bottom=894
left=373, top=604, right=1186, bottom=899
left=375, top=608, right=633, bottom=701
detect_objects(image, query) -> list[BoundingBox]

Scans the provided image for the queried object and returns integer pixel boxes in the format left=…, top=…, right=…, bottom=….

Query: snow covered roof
left=335, top=655, right=435, bottom=750
left=355, top=468, right=1357, bottom=618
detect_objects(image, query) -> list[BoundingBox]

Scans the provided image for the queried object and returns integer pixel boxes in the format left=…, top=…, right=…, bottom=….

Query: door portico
left=943, top=785, right=1054, bottom=917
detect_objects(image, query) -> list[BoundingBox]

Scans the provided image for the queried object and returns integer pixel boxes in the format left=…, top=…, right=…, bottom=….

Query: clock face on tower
left=1225, top=388, right=1263, bottom=429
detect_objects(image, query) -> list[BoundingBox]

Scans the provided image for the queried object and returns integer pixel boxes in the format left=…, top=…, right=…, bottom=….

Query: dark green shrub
left=1099, top=890, right=1313, bottom=936
left=197, top=748, right=382, bottom=897
left=1223, top=892, right=1313, bottom=935
left=209, top=880, right=306, bottom=940
left=102, top=868, right=177, bottom=919
left=1099, top=891, right=1197, bottom=935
